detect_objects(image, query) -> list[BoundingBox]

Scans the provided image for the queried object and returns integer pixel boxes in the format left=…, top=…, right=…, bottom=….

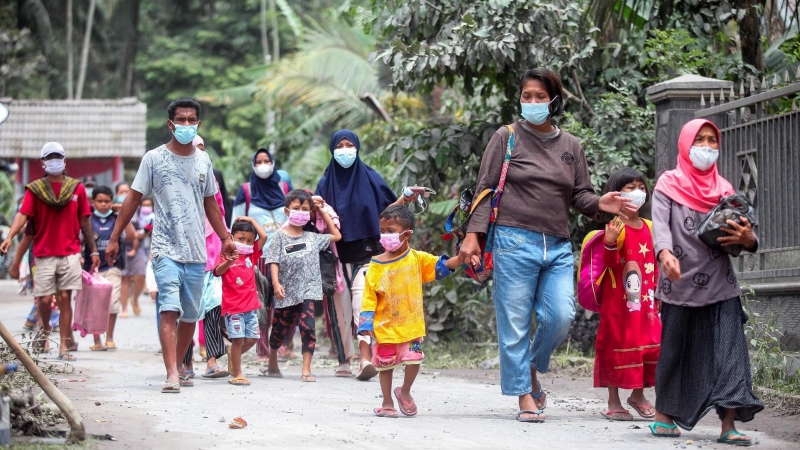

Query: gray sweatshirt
left=467, top=121, right=601, bottom=238
left=652, top=190, right=757, bottom=307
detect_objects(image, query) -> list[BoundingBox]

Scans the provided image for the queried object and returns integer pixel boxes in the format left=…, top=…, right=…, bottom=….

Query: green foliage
left=644, top=28, right=754, bottom=81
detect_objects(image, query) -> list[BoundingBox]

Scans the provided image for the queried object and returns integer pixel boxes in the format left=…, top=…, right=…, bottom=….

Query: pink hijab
left=654, top=119, right=734, bottom=213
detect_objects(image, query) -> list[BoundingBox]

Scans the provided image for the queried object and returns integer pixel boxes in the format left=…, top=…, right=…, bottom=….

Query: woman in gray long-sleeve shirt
left=459, top=68, right=636, bottom=423
left=650, top=118, right=763, bottom=444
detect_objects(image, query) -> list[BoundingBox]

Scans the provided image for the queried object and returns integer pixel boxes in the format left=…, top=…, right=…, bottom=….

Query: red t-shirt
left=19, top=182, right=91, bottom=258
left=214, top=247, right=263, bottom=316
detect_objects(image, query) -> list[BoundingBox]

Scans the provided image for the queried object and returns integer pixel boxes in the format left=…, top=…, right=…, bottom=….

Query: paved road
left=1, top=280, right=798, bottom=450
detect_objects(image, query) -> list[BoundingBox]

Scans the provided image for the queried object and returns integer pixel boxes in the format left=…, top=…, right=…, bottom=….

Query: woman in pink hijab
left=649, top=119, right=762, bottom=445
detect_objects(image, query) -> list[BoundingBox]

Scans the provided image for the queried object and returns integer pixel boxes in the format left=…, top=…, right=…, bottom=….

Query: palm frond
left=196, top=84, right=258, bottom=106
left=276, top=0, right=304, bottom=39
left=586, top=0, right=656, bottom=29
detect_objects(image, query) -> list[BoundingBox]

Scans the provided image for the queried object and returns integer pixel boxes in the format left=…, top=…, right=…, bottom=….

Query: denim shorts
left=225, top=310, right=261, bottom=339
left=152, top=255, right=206, bottom=323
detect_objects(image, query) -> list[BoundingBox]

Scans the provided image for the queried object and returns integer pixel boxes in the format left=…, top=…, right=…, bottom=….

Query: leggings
left=183, top=305, right=225, bottom=365
left=270, top=300, right=316, bottom=355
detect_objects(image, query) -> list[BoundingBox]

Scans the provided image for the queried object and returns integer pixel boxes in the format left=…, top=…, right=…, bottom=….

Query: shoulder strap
left=243, top=182, right=251, bottom=216
left=616, top=219, right=654, bottom=248
left=495, top=125, right=514, bottom=195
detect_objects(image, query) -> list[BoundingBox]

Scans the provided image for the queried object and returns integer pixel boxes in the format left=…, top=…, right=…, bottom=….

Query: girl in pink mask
left=264, top=190, right=342, bottom=382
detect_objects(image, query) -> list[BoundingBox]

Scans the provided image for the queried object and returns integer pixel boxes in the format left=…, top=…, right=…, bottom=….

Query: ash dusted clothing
left=131, top=145, right=218, bottom=264
left=266, top=230, right=332, bottom=308
left=467, top=121, right=601, bottom=238
left=651, top=191, right=757, bottom=307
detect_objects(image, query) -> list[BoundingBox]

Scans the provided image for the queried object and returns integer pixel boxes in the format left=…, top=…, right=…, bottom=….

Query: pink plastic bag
left=72, top=270, right=112, bottom=337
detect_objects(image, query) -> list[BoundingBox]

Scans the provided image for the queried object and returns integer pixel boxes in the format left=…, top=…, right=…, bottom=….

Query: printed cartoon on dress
left=623, top=260, right=642, bottom=311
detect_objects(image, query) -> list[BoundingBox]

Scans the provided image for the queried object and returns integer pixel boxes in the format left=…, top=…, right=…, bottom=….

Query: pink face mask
left=288, top=210, right=310, bottom=227
left=234, top=241, right=253, bottom=255
left=380, top=231, right=411, bottom=252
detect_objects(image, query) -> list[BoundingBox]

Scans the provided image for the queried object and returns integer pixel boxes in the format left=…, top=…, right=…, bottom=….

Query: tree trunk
left=75, top=0, right=97, bottom=100
left=737, top=0, right=765, bottom=73
left=261, top=0, right=271, bottom=136
left=66, top=0, right=73, bottom=99
left=116, top=0, right=141, bottom=97
left=269, top=0, right=279, bottom=62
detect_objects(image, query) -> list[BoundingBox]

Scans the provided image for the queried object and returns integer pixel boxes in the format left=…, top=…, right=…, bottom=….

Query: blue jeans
left=152, top=255, right=206, bottom=323
left=493, top=226, right=576, bottom=396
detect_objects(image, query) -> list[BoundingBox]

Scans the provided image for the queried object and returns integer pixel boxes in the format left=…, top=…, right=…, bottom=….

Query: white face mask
left=620, top=189, right=647, bottom=210
left=43, top=159, right=65, bottom=175
left=689, top=146, right=719, bottom=171
left=253, top=163, right=274, bottom=179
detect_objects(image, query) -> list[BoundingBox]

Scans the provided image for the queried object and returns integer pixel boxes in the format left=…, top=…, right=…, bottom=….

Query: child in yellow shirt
left=358, top=205, right=460, bottom=418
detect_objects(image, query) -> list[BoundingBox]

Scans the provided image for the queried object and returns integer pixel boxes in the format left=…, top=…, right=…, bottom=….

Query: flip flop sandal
left=202, top=366, right=230, bottom=379
left=105, top=342, right=117, bottom=350
left=531, top=379, right=547, bottom=410
left=57, top=353, right=77, bottom=362
left=649, top=421, right=681, bottom=437
left=626, top=398, right=656, bottom=419
left=184, top=370, right=196, bottom=379
left=334, top=370, right=352, bottom=378
left=228, top=377, right=251, bottom=386
left=356, top=362, right=378, bottom=381
left=301, top=374, right=317, bottom=382
left=373, top=407, right=398, bottom=418
left=259, top=367, right=283, bottom=378
left=516, top=409, right=545, bottom=423
left=718, top=430, right=752, bottom=446
left=162, top=381, right=180, bottom=393
left=600, top=410, right=634, bottom=421
left=393, top=387, right=418, bottom=416
left=89, top=345, right=108, bottom=351
left=68, top=341, right=78, bottom=352
left=179, top=375, right=194, bottom=387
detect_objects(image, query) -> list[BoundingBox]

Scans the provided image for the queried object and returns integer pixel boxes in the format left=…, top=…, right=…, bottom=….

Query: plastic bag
left=72, top=271, right=113, bottom=337
left=696, top=194, right=756, bottom=257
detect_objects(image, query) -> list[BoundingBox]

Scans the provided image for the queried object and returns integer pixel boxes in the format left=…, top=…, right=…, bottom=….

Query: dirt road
left=1, top=280, right=798, bottom=450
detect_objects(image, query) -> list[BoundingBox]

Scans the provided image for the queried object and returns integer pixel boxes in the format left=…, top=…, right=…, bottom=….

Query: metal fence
left=694, top=72, right=800, bottom=279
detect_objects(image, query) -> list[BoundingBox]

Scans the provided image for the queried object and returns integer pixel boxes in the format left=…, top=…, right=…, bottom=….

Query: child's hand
left=605, top=217, right=623, bottom=245
left=274, top=283, right=286, bottom=299
left=227, top=251, right=240, bottom=261
left=312, top=196, right=325, bottom=211
left=235, top=216, right=254, bottom=224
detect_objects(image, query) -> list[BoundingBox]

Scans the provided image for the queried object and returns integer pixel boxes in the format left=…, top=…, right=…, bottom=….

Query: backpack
left=577, top=219, right=652, bottom=313
left=319, top=249, right=339, bottom=298
left=442, top=125, right=514, bottom=283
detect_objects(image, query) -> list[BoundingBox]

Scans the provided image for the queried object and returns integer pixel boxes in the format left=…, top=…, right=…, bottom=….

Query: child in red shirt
left=213, top=216, right=268, bottom=386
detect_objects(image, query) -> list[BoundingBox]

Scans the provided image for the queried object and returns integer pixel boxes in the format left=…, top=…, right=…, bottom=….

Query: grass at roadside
left=423, top=341, right=498, bottom=370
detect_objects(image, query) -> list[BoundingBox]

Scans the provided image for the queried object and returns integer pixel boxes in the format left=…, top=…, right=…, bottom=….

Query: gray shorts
left=33, top=254, right=82, bottom=297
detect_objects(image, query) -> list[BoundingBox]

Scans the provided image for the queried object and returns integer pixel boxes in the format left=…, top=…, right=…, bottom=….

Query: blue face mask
left=521, top=97, right=558, bottom=126
left=170, top=121, right=198, bottom=145
left=115, top=195, right=127, bottom=204
left=333, top=148, right=358, bottom=168
left=94, top=209, right=113, bottom=219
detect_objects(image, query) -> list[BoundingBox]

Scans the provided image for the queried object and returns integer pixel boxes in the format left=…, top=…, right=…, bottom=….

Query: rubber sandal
left=184, top=370, right=195, bottom=379
left=89, top=345, right=108, bottom=351
left=105, top=341, right=117, bottom=350
left=531, top=379, right=547, bottom=410
left=600, top=409, right=634, bottom=421
left=516, top=409, right=545, bottom=423
left=202, top=366, right=230, bottom=379
left=649, top=421, right=681, bottom=437
left=393, top=387, right=418, bottom=416
left=373, top=407, right=398, bottom=418
left=68, top=341, right=78, bottom=352
left=718, top=430, right=752, bottom=446
left=57, top=353, right=77, bottom=362
left=356, top=362, right=378, bottom=381
left=228, top=377, right=251, bottom=386
left=259, top=367, right=283, bottom=378
left=626, top=398, right=656, bottom=419
left=335, top=370, right=352, bottom=378
left=301, top=374, right=317, bottom=382
left=162, top=381, right=180, bottom=393
left=179, top=375, right=194, bottom=387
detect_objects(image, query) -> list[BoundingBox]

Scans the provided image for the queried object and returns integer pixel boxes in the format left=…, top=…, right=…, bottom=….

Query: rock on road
left=0, top=281, right=798, bottom=450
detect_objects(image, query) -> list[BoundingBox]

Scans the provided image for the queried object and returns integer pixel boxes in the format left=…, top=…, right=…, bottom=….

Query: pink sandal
left=600, top=409, right=634, bottom=421
left=627, top=398, right=656, bottom=419
left=394, top=387, right=418, bottom=416
left=373, top=407, right=398, bottom=418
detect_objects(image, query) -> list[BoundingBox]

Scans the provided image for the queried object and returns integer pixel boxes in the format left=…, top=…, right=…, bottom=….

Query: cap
left=41, top=142, right=65, bottom=159
left=192, top=136, right=204, bottom=147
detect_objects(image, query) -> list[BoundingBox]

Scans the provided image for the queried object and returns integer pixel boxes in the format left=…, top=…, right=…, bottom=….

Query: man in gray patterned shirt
left=106, top=97, right=235, bottom=393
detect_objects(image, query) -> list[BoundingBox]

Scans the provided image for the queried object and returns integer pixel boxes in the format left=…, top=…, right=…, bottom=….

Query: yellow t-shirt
left=361, top=249, right=443, bottom=344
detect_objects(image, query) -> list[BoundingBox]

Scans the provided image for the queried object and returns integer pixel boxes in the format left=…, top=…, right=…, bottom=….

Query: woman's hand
left=598, top=192, right=637, bottom=220
left=605, top=217, right=623, bottom=245
left=659, top=250, right=682, bottom=281
left=458, top=233, right=482, bottom=269
left=718, top=217, right=757, bottom=249
left=273, top=283, right=286, bottom=299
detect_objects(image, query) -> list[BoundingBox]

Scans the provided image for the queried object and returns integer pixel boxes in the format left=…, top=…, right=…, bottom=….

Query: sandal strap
left=721, top=430, right=747, bottom=439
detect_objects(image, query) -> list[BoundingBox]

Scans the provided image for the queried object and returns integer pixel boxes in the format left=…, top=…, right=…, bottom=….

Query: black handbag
left=320, top=249, right=339, bottom=297
left=696, top=194, right=756, bottom=257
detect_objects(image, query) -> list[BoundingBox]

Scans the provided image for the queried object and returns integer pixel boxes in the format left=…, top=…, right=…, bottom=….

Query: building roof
left=0, top=98, right=147, bottom=159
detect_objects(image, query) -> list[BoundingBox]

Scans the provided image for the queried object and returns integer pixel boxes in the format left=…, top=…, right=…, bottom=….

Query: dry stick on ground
left=0, top=320, right=86, bottom=442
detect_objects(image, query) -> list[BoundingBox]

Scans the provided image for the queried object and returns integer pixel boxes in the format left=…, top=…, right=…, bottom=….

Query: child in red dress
left=594, top=168, right=662, bottom=421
